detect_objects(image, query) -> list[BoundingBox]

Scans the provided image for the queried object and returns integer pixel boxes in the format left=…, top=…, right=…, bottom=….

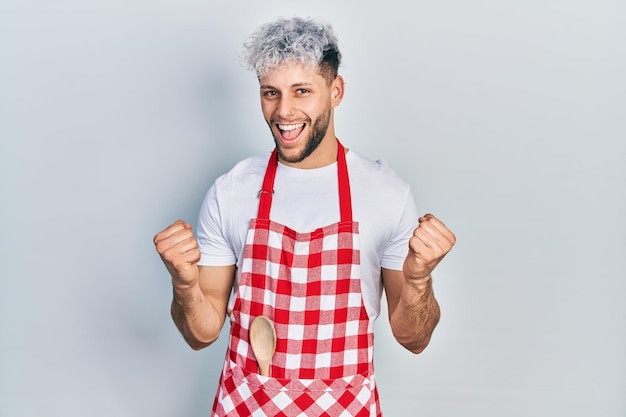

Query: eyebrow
left=260, top=82, right=314, bottom=90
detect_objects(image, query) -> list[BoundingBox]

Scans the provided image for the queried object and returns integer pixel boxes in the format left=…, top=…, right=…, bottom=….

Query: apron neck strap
left=336, top=140, right=353, bottom=222
left=257, top=139, right=353, bottom=222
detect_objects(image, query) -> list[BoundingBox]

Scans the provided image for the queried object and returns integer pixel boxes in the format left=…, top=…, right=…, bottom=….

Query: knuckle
left=161, top=248, right=176, bottom=262
left=154, top=240, right=165, bottom=254
left=171, top=257, right=186, bottom=270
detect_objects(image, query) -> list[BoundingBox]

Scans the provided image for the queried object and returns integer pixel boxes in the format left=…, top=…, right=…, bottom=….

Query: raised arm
left=154, top=220, right=235, bottom=350
left=382, top=214, right=455, bottom=354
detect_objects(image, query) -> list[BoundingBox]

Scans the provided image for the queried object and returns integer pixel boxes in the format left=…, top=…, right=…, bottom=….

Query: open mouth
left=277, top=123, right=305, bottom=142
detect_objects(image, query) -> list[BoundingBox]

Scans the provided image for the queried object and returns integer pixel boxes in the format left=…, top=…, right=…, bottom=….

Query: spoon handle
left=258, top=359, right=271, bottom=377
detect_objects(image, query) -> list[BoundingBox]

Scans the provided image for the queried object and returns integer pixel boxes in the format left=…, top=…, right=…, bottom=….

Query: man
left=154, top=17, right=455, bottom=416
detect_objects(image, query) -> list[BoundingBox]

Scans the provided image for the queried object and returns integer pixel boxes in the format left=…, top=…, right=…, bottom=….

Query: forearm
left=171, top=282, right=225, bottom=350
left=389, top=275, right=440, bottom=354
left=154, top=221, right=233, bottom=350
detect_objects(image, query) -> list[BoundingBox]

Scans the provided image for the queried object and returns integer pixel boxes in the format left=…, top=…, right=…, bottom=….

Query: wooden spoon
left=249, top=315, right=276, bottom=377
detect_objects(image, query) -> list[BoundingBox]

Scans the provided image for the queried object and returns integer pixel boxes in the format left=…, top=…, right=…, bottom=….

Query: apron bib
left=211, top=141, right=381, bottom=416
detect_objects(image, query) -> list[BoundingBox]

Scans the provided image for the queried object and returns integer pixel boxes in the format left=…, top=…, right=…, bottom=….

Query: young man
left=154, top=17, right=455, bottom=416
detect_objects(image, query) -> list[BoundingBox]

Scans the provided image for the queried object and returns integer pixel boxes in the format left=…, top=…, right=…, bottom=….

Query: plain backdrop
left=1, top=1, right=625, bottom=416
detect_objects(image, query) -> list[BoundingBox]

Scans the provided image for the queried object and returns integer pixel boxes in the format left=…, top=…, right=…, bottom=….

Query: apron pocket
left=219, top=360, right=376, bottom=415
left=228, top=359, right=372, bottom=393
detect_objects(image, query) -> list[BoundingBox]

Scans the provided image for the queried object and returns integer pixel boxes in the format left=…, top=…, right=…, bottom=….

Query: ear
left=331, top=75, right=345, bottom=107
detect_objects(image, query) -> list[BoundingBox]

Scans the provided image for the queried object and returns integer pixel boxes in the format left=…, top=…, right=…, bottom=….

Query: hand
left=153, top=220, right=201, bottom=287
left=403, top=214, right=456, bottom=283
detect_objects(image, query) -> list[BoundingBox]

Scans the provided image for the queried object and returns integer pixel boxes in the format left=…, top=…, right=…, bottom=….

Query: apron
left=211, top=140, right=381, bottom=416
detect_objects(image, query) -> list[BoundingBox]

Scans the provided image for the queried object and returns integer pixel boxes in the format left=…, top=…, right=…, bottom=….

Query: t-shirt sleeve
left=380, top=188, right=419, bottom=271
left=196, top=183, right=238, bottom=266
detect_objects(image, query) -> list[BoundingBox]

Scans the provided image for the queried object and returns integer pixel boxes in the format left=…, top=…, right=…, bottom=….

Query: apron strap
left=336, top=140, right=353, bottom=223
left=257, top=148, right=278, bottom=220
left=257, top=139, right=352, bottom=222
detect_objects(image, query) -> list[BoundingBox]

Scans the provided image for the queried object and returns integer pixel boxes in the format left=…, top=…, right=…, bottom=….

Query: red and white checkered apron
left=211, top=141, right=381, bottom=416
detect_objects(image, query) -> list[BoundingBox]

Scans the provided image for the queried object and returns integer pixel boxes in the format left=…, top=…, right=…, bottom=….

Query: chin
left=277, top=145, right=307, bottom=164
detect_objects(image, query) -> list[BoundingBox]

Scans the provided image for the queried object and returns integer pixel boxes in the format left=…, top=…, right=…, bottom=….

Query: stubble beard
left=272, top=105, right=331, bottom=164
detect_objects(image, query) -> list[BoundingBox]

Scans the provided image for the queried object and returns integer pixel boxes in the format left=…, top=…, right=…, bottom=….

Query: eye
left=262, top=90, right=279, bottom=98
left=296, top=88, right=310, bottom=95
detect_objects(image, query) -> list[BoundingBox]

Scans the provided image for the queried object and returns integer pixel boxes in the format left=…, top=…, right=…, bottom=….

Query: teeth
left=278, top=123, right=304, bottom=131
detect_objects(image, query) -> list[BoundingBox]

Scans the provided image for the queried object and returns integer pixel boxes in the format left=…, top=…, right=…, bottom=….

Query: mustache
left=270, top=117, right=310, bottom=125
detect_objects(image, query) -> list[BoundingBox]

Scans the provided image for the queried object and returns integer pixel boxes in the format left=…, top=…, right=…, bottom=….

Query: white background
left=1, top=1, right=624, bottom=416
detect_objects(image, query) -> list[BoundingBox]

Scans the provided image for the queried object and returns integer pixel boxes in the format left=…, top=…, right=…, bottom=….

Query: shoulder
left=203, top=154, right=270, bottom=214
left=208, top=154, right=271, bottom=205
left=347, top=149, right=416, bottom=228
left=347, top=150, right=411, bottom=193
left=198, top=154, right=269, bottom=243
left=214, top=155, right=269, bottom=190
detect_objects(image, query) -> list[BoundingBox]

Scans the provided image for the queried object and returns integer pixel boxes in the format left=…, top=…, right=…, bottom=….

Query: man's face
left=259, top=62, right=341, bottom=167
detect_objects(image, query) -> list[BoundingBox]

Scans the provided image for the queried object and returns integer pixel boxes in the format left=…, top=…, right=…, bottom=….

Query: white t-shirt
left=197, top=149, right=419, bottom=322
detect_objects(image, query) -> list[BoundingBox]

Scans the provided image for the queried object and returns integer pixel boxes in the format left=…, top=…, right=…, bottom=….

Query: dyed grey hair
left=242, top=17, right=342, bottom=83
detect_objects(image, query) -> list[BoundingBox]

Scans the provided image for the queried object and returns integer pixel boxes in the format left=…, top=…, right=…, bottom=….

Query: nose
left=276, top=96, right=295, bottom=119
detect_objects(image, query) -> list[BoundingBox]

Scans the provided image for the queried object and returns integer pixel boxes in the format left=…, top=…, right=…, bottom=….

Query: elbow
left=405, top=340, right=429, bottom=355
left=390, top=318, right=436, bottom=355
left=184, top=331, right=220, bottom=351
left=395, top=334, right=431, bottom=355
left=189, top=341, right=210, bottom=351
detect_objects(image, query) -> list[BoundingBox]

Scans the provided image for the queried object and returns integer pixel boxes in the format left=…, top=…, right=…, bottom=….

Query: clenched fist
left=153, top=220, right=201, bottom=287
left=403, top=214, right=456, bottom=283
